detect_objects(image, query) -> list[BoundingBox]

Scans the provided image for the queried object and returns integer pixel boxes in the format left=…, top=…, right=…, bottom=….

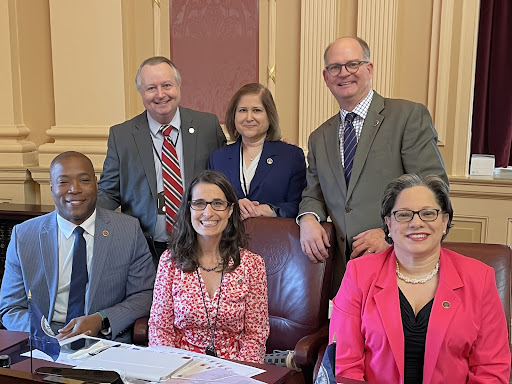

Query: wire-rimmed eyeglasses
left=189, top=199, right=233, bottom=211
left=325, top=60, right=369, bottom=76
left=391, top=209, right=441, bottom=223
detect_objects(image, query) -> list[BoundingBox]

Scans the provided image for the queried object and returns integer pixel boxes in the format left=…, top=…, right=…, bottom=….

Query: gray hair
left=381, top=174, right=453, bottom=244
left=323, top=37, right=371, bottom=66
left=135, top=56, right=182, bottom=92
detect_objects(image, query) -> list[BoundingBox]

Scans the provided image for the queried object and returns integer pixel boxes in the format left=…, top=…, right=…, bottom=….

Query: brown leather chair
left=245, top=217, right=335, bottom=383
left=313, top=241, right=512, bottom=382
left=133, top=217, right=335, bottom=384
left=442, top=242, right=511, bottom=336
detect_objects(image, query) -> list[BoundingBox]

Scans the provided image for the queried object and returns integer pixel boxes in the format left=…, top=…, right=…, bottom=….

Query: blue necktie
left=66, top=226, right=88, bottom=323
left=343, top=112, right=358, bottom=185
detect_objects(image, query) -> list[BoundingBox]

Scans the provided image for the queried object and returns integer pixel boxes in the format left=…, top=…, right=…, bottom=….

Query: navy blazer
left=208, top=139, right=306, bottom=218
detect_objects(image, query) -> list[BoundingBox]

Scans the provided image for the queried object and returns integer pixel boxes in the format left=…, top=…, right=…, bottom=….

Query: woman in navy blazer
left=208, top=83, right=306, bottom=219
left=330, top=174, right=510, bottom=383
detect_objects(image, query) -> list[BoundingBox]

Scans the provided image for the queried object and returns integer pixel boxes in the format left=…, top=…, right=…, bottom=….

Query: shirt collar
left=57, top=209, right=97, bottom=239
left=147, top=107, right=182, bottom=137
left=339, top=89, right=374, bottom=122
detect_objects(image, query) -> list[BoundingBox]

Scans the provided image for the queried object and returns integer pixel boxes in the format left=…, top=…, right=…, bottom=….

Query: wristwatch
left=97, top=311, right=111, bottom=333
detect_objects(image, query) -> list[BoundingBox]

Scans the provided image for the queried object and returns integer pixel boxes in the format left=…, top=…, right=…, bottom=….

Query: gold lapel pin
left=267, top=158, right=273, bottom=165
left=373, top=120, right=380, bottom=127
left=189, top=127, right=195, bottom=134
left=102, top=230, right=109, bottom=237
left=442, top=301, right=450, bottom=308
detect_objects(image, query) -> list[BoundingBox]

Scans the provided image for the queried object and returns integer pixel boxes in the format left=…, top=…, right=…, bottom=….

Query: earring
left=443, top=230, right=446, bottom=234
left=388, top=233, right=391, bottom=237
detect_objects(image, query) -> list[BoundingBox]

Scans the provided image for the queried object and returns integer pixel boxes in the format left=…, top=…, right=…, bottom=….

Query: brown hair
left=169, top=170, right=248, bottom=273
left=224, top=83, right=281, bottom=141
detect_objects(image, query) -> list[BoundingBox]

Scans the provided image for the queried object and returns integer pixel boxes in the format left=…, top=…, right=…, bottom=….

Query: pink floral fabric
left=148, top=249, right=269, bottom=363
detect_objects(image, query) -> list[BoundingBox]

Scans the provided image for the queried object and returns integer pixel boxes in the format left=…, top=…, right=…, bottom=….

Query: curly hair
left=168, top=170, right=248, bottom=272
left=381, top=174, right=453, bottom=244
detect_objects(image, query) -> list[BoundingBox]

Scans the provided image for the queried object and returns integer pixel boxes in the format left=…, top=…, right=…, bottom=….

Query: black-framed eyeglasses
left=189, top=199, right=233, bottom=211
left=325, top=61, right=369, bottom=76
left=391, top=209, right=441, bottom=223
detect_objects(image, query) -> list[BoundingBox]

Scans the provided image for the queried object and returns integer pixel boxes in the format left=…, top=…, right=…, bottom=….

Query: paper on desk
left=76, top=347, right=194, bottom=382
left=169, top=367, right=265, bottom=383
left=147, top=345, right=265, bottom=378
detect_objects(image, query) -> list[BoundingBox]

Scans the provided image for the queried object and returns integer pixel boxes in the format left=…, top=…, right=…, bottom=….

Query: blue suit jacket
left=208, top=139, right=306, bottom=218
left=0, top=207, right=156, bottom=341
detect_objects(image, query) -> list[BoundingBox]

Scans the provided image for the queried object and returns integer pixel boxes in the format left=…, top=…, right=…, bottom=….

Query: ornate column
left=32, top=0, right=154, bottom=204
left=298, top=0, right=338, bottom=149
left=0, top=0, right=51, bottom=204
left=357, top=0, right=398, bottom=98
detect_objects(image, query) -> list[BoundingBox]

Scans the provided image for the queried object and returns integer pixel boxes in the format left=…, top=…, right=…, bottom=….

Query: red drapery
left=471, top=0, right=512, bottom=167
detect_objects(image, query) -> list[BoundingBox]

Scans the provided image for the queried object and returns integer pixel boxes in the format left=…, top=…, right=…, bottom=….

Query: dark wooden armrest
left=294, top=323, right=329, bottom=367
left=132, top=316, right=149, bottom=346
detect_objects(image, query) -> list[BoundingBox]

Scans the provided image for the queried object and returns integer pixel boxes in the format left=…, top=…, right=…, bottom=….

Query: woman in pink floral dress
left=149, top=170, right=269, bottom=363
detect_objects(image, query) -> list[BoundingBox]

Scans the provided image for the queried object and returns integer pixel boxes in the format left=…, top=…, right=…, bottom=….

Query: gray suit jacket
left=298, top=92, right=448, bottom=290
left=97, top=108, right=226, bottom=248
left=0, top=207, right=156, bottom=340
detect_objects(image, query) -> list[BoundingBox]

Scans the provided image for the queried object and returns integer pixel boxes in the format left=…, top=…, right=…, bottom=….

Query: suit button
left=345, top=206, right=352, bottom=213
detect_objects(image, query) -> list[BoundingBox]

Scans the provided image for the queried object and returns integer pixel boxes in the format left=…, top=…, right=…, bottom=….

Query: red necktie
left=161, top=124, right=183, bottom=231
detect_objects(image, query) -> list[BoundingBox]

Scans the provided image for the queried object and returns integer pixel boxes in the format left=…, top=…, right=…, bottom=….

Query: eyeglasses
left=391, top=209, right=441, bottom=223
left=325, top=61, right=369, bottom=76
left=189, top=199, right=233, bottom=211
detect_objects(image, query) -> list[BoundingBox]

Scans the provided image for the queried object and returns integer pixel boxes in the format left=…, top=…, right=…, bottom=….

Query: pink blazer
left=330, top=247, right=510, bottom=383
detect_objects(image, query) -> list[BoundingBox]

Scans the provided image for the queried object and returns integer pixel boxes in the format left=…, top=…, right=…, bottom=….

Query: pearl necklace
left=396, top=260, right=439, bottom=284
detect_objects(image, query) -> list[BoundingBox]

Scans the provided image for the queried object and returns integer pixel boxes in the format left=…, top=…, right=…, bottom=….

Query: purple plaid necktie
left=343, top=112, right=357, bottom=185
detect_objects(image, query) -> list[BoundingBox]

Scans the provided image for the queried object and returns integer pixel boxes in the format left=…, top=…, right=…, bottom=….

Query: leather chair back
left=442, top=242, right=512, bottom=336
left=244, top=217, right=335, bottom=352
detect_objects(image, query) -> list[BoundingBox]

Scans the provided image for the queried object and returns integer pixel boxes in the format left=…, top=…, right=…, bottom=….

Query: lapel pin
left=189, top=127, right=195, bottom=134
left=373, top=120, right=380, bottom=127
left=102, top=230, right=109, bottom=237
left=442, top=301, right=450, bottom=308
left=267, top=158, right=273, bottom=165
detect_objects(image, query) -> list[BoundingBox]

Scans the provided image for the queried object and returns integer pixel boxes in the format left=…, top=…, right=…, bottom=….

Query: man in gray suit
left=298, top=37, right=448, bottom=291
left=0, top=151, right=155, bottom=342
left=97, top=57, right=226, bottom=262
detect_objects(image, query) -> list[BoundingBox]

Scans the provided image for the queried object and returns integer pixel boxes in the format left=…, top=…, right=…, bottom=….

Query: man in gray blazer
left=0, top=151, right=155, bottom=342
left=97, top=56, right=226, bottom=262
left=298, top=37, right=448, bottom=292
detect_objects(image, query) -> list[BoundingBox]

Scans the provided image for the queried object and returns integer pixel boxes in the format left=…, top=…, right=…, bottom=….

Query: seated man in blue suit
left=0, top=151, right=155, bottom=342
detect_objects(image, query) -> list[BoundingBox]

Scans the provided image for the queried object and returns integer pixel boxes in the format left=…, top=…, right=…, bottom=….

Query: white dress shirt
left=52, top=210, right=96, bottom=324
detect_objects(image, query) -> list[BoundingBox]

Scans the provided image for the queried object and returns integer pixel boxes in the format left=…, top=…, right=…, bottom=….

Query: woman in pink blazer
left=330, top=174, right=510, bottom=383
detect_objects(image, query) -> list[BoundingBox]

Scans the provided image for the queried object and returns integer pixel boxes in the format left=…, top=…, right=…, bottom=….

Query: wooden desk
left=0, top=330, right=293, bottom=384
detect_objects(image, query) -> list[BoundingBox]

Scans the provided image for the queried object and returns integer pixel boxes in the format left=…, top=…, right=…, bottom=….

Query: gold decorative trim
left=268, top=65, right=276, bottom=83
left=153, top=0, right=160, bottom=8
left=267, top=0, right=277, bottom=92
